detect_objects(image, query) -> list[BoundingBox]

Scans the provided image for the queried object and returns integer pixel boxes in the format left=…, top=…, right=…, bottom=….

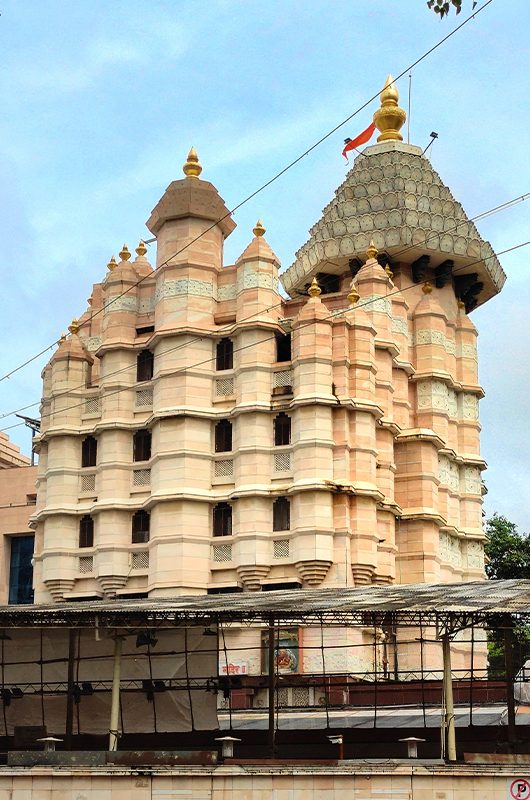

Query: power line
left=1, top=235, right=526, bottom=436
left=1, top=184, right=524, bottom=426
left=0, top=0, right=494, bottom=386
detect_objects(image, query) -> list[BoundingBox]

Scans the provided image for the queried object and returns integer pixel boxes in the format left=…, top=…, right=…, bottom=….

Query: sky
left=0, top=0, right=528, bottom=530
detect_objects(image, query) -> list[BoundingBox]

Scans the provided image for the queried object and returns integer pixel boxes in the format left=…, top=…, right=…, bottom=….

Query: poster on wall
left=261, top=628, right=300, bottom=674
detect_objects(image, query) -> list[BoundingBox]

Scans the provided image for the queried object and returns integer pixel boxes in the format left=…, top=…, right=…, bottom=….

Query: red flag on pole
left=342, top=122, right=376, bottom=160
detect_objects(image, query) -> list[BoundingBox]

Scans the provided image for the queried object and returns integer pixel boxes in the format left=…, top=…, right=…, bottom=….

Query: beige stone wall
left=0, top=764, right=528, bottom=800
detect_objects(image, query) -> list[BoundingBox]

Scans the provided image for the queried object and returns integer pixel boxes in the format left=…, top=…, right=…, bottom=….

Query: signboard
left=219, top=660, right=248, bottom=676
left=509, top=780, right=530, bottom=800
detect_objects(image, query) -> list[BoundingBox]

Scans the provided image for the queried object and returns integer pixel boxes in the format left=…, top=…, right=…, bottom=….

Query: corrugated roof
left=2, top=580, right=529, bottom=628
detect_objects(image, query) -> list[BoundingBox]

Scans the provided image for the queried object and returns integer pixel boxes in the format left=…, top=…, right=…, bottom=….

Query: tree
left=484, top=514, right=530, bottom=676
left=427, top=0, right=477, bottom=18
left=484, top=514, right=530, bottom=579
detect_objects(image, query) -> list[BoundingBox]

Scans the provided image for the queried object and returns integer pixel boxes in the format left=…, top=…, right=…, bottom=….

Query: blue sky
left=0, top=0, right=528, bottom=530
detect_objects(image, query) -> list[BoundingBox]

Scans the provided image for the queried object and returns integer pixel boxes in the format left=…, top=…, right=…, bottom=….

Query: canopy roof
left=3, top=580, right=529, bottom=631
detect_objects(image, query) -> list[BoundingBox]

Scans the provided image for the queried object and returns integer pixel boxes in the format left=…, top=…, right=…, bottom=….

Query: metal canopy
left=1, top=580, right=529, bottom=630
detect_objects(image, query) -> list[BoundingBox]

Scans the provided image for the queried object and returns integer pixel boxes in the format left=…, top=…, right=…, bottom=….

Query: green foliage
left=484, top=514, right=530, bottom=580
left=427, top=0, right=477, bottom=17
left=484, top=514, right=530, bottom=676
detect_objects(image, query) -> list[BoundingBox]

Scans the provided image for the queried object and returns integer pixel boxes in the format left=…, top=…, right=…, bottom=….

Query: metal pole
left=108, top=634, right=122, bottom=752
left=504, top=626, right=517, bottom=745
left=65, top=629, right=76, bottom=749
left=267, top=616, right=276, bottom=759
left=442, top=634, right=456, bottom=762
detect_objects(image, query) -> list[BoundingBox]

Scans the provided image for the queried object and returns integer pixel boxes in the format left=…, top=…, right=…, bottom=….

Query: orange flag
left=342, top=122, right=376, bottom=160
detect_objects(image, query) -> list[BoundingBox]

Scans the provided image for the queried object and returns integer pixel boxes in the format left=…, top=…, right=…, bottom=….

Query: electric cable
left=0, top=185, right=524, bottom=425
left=1, top=235, right=527, bottom=435
left=0, top=0, right=495, bottom=385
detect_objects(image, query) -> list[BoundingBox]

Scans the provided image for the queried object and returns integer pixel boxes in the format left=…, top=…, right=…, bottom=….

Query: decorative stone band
left=439, top=532, right=484, bottom=571
left=103, top=295, right=138, bottom=314
left=358, top=294, right=392, bottom=316
left=417, top=380, right=479, bottom=419
left=82, top=336, right=102, bottom=352
left=414, top=329, right=456, bottom=355
left=438, top=455, right=482, bottom=494
left=152, top=271, right=280, bottom=305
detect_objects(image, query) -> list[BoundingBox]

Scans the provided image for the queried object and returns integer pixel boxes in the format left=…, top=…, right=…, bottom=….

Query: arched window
left=213, top=503, right=232, bottom=537
left=273, top=412, right=291, bottom=446
left=133, top=429, right=151, bottom=462
left=79, top=515, right=94, bottom=548
left=81, top=435, right=97, bottom=468
left=137, top=349, right=154, bottom=382
left=275, top=332, right=292, bottom=362
left=273, top=497, right=290, bottom=531
left=216, top=338, right=233, bottom=371
left=215, top=419, right=232, bottom=452
left=132, top=510, right=150, bottom=544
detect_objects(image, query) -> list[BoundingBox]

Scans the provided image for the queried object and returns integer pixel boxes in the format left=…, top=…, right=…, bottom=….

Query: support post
left=108, top=634, right=122, bottom=752
left=267, top=616, right=276, bottom=759
left=442, top=634, right=456, bottom=762
left=65, top=629, right=76, bottom=749
left=504, top=625, right=517, bottom=745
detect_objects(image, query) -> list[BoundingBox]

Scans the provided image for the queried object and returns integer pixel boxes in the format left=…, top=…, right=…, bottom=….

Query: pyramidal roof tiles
left=281, top=142, right=505, bottom=308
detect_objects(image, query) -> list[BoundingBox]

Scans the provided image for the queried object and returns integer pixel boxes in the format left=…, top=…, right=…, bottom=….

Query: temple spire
left=183, top=147, right=202, bottom=178
left=373, top=74, right=406, bottom=143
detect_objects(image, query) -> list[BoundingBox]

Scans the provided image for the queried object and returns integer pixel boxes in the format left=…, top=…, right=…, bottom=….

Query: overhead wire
left=0, top=0, right=495, bottom=385
left=0, top=182, right=526, bottom=426
left=1, top=235, right=527, bottom=436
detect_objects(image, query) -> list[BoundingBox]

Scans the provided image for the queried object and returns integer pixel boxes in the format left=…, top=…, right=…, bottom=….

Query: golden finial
left=59, top=332, right=67, bottom=343
left=183, top=146, right=202, bottom=178
left=119, top=244, right=131, bottom=261
left=457, top=298, right=466, bottom=309
left=348, top=281, right=360, bottom=306
left=253, top=219, right=266, bottom=237
left=366, top=240, right=378, bottom=261
left=308, top=277, right=321, bottom=298
left=422, top=281, right=433, bottom=294
left=68, top=318, right=80, bottom=335
left=136, top=240, right=147, bottom=257
left=107, top=255, right=117, bottom=271
left=87, top=297, right=93, bottom=307
left=384, top=264, right=394, bottom=280
left=373, top=74, right=406, bottom=143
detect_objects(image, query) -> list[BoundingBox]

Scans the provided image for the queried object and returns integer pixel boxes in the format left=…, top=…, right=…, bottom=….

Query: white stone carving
left=461, top=393, right=479, bottom=420
left=155, top=279, right=214, bottom=303
left=360, top=294, right=392, bottom=316
left=391, top=316, right=409, bottom=336
left=104, top=295, right=138, bottom=313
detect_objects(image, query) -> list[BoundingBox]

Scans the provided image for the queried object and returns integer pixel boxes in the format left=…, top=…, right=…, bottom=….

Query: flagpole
left=407, top=73, right=412, bottom=144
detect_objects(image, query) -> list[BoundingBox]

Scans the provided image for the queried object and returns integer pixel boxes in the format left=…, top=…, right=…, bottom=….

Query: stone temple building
left=31, top=76, right=505, bottom=669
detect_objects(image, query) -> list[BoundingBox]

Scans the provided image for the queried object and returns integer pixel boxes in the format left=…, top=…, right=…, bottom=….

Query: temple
left=30, top=76, right=505, bottom=679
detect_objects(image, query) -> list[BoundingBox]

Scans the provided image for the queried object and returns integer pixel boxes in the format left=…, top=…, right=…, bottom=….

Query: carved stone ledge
left=236, top=565, right=270, bottom=591
left=295, top=559, right=332, bottom=586
left=44, top=579, right=75, bottom=602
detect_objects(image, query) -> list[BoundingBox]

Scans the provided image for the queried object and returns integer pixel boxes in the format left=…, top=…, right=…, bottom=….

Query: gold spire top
left=119, top=244, right=131, bottom=261
left=348, top=281, right=360, bottom=306
left=308, top=277, right=321, bottom=298
left=59, top=332, right=67, bottom=343
left=422, top=281, right=433, bottom=294
left=87, top=297, right=93, bottom=306
left=68, top=318, right=80, bottom=335
left=136, top=240, right=147, bottom=257
left=366, top=240, right=378, bottom=260
left=373, top=74, right=406, bottom=143
left=107, top=255, right=117, bottom=271
left=384, top=264, right=394, bottom=280
left=253, top=219, right=266, bottom=237
left=183, top=146, right=202, bottom=178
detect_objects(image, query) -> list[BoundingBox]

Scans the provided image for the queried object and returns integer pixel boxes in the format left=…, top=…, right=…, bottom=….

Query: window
left=274, top=412, right=291, bottom=446
left=132, top=510, right=150, bottom=544
left=273, top=497, right=290, bottom=531
left=275, top=332, right=292, bottom=362
left=215, top=419, right=232, bottom=452
left=8, top=536, right=34, bottom=604
left=216, top=338, right=233, bottom=371
left=137, top=349, right=154, bottom=382
left=136, top=325, right=155, bottom=336
left=26, top=494, right=37, bottom=506
left=133, top=429, right=151, bottom=462
left=213, top=503, right=232, bottom=537
left=79, top=515, right=94, bottom=548
left=81, top=435, right=97, bottom=468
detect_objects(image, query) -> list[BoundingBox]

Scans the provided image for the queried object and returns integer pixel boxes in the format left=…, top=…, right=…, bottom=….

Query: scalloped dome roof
left=281, top=141, right=505, bottom=308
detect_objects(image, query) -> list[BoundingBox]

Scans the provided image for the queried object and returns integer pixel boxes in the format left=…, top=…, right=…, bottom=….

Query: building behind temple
left=31, top=78, right=505, bottom=674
